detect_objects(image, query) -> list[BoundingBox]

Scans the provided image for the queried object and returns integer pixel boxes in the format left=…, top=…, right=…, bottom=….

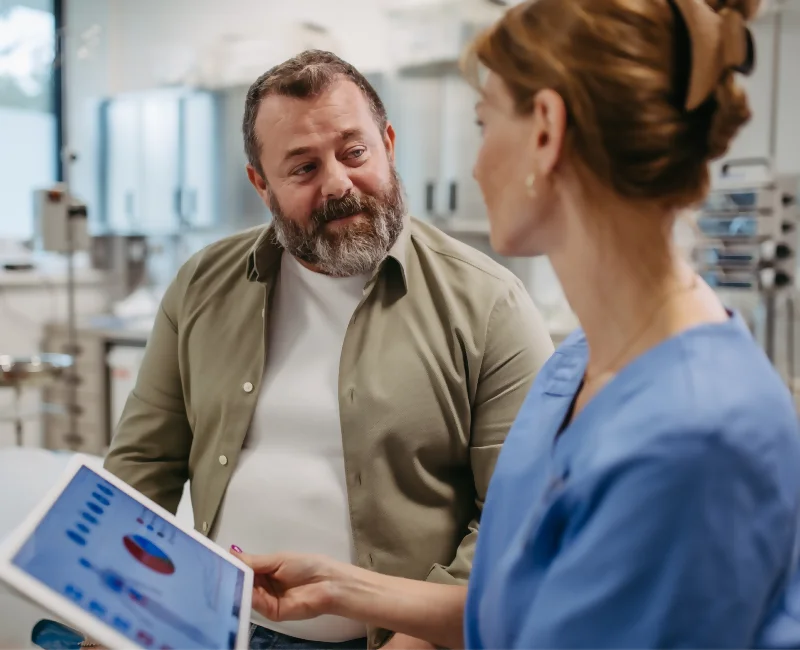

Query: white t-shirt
left=213, top=253, right=369, bottom=641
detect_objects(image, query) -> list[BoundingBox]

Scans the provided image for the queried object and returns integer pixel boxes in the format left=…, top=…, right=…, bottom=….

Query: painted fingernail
left=231, top=545, right=242, bottom=553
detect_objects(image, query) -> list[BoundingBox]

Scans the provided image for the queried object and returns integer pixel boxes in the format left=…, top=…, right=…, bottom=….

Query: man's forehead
left=255, top=80, right=375, bottom=142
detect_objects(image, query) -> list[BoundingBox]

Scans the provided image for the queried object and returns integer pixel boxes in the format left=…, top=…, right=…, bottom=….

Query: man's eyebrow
left=284, top=146, right=311, bottom=161
left=339, top=128, right=365, bottom=141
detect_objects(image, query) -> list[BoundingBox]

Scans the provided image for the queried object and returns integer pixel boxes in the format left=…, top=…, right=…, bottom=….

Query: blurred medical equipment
left=30, top=185, right=92, bottom=449
left=0, top=354, right=73, bottom=447
left=693, top=158, right=799, bottom=384
left=89, top=234, right=148, bottom=304
left=32, top=187, right=90, bottom=255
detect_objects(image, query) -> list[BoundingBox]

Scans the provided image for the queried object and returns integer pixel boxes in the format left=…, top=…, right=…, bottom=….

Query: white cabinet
left=140, top=94, right=182, bottom=233
left=101, top=89, right=218, bottom=235
left=105, top=98, right=142, bottom=232
left=389, top=76, right=445, bottom=219
left=438, top=74, right=484, bottom=222
left=181, top=92, right=217, bottom=228
left=388, top=72, right=484, bottom=222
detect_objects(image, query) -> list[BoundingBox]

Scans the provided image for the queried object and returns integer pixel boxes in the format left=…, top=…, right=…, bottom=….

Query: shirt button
left=356, top=473, right=362, bottom=486
left=261, top=308, right=265, bottom=318
left=202, top=522, right=209, bottom=533
left=349, top=387, right=355, bottom=401
left=243, top=382, right=254, bottom=393
left=219, top=455, right=228, bottom=466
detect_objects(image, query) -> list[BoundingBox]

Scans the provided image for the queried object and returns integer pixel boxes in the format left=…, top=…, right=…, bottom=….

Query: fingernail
left=231, top=545, right=242, bottom=554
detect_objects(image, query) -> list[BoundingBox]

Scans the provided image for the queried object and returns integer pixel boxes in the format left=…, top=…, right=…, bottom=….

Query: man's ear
left=247, top=164, right=268, bottom=193
left=384, top=123, right=396, bottom=162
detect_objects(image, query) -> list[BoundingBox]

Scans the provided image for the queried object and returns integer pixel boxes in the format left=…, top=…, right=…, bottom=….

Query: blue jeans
left=249, top=625, right=367, bottom=650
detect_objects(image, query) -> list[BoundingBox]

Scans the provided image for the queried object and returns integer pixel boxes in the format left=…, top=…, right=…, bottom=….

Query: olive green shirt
left=105, top=216, right=554, bottom=648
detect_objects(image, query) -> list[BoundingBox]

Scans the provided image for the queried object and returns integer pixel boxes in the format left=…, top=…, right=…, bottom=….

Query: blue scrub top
left=465, top=313, right=800, bottom=648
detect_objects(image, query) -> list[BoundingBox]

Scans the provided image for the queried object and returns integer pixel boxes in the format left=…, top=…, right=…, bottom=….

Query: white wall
left=100, top=0, right=391, bottom=93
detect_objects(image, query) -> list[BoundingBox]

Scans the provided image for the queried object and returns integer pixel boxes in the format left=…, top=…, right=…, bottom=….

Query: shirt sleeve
left=426, top=280, right=554, bottom=585
left=104, top=276, right=193, bottom=515
left=511, top=432, right=790, bottom=649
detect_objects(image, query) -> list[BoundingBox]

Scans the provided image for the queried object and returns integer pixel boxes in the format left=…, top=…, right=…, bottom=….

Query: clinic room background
left=0, top=0, right=800, bottom=645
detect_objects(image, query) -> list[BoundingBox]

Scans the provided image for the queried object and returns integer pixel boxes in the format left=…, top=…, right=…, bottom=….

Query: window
left=0, top=0, right=57, bottom=241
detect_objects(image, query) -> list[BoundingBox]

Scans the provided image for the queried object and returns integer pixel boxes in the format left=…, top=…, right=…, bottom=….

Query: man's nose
left=320, top=162, right=354, bottom=200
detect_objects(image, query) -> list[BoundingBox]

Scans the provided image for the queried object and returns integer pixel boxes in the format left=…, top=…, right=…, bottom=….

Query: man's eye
left=348, top=148, right=366, bottom=159
left=293, top=164, right=315, bottom=176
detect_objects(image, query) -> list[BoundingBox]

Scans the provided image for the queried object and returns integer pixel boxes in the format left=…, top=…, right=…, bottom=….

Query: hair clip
left=669, top=0, right=760, bottom=110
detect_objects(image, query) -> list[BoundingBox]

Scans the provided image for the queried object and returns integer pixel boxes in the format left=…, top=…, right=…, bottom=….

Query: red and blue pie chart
left=122, top=535, right=175, bottom=575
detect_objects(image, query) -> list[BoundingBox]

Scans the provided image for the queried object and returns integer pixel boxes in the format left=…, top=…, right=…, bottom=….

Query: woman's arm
left=234, top=550, right=467, bottom=649
left=333, top=564, right=467, bottom=649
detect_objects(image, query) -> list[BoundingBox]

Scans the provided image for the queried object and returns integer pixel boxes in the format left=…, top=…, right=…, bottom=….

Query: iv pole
left=52, top=11, right=100, bottom=450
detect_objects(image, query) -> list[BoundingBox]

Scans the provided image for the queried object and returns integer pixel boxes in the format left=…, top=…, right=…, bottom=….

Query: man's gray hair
left=242, top=50, right=389, bottom=176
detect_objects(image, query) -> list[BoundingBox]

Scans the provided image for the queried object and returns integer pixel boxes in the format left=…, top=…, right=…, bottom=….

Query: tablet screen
left=11, top=466, right=245, bottom=649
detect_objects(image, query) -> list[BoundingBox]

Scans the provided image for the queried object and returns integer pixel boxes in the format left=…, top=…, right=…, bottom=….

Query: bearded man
left=105, top=50, right=554, bottom=650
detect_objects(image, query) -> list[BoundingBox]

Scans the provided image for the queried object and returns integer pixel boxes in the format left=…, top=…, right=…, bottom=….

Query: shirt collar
left=541, top=332, right=588, bottom=397
left=244, top=215, right=411, bottom=292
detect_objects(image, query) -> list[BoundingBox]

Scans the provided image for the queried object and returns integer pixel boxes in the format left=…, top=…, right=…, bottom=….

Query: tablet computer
left=0, top=454, right=253, bottom=649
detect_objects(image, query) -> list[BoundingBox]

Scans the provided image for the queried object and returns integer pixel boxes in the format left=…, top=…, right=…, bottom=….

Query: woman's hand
left=231, top=548, right=351, bottom=622
left=231, top=546, right=467, bottom=649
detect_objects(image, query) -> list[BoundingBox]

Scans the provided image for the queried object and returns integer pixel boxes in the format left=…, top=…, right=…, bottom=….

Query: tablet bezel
left=0, top=453, right=254, bottom=650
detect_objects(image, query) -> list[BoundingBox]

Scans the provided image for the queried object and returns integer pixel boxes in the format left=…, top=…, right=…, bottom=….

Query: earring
left=525, top=173, right=536, bottom=198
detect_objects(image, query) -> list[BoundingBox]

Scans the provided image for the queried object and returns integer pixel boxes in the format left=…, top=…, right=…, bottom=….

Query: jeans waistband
left=248, top=624, right=368, bottom=650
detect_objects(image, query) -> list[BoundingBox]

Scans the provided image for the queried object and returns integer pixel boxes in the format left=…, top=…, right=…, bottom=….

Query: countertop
left=0, top=267, right=106, bottom=289
left=47, top=314, right=152, bottom=344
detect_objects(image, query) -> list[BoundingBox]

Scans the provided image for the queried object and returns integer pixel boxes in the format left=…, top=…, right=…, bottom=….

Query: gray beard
left=268, top=169, right=406, bottom=278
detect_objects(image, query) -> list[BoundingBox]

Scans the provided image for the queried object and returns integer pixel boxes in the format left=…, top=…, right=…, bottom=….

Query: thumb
left=229, top=546, right=281, bottom=574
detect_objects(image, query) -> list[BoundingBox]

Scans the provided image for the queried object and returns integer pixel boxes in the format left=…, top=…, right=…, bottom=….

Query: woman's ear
left=527, top=89, right=568, bottom=178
